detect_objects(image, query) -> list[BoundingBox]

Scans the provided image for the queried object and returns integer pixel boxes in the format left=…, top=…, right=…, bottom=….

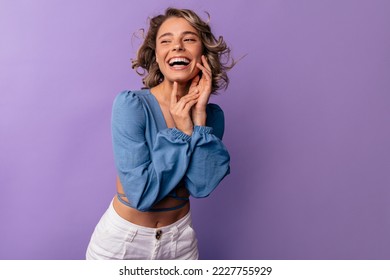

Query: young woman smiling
left=86, top=7, right=234, bottom=260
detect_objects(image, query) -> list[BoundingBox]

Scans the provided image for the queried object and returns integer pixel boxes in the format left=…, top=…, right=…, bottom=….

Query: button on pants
left=86, top=200, right=199, bottom=260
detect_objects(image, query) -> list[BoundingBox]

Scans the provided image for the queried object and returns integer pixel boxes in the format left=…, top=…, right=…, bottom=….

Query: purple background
left=1, top=0, right=390, bottom=260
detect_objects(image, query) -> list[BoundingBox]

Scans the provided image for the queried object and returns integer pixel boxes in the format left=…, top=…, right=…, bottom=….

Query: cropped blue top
left=112, top=89, right=230, bottom=212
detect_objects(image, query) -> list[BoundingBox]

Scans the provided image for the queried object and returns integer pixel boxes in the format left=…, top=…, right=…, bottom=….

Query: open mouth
left=168, top=57, right=191, bottom=68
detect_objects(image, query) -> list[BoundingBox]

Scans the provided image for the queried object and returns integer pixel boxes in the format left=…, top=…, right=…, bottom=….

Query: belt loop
left=172, top=226, right=179, bottom=240
left=170, top=226, right=179, bottom=258
left=127, top=229, right=137, bottom=242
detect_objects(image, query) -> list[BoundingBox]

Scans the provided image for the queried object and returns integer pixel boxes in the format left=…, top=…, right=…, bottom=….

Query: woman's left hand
left=190, top=55, right=212, bottom=126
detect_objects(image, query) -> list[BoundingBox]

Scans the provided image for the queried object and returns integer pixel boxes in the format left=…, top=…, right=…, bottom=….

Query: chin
left=168, top=71, right=200, bottom=85
left=170, top=76, right=192, bottom=84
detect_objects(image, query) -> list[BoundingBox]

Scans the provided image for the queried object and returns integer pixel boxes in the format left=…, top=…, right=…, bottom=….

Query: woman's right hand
left=170, top=81, right=199, bottom=135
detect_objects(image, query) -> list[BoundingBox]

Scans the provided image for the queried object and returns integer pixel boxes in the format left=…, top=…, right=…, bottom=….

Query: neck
left=152, top=80, right=190, bottom=103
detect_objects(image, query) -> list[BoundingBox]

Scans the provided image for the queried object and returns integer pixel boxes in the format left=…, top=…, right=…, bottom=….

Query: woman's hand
left=190, top=55, right=212, bottom=126
left=170, top=81, right=199, bottom=135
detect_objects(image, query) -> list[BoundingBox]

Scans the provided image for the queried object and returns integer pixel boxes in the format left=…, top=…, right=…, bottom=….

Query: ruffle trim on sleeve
left=171, top=128, right=192, bottom=142
left=193, top=125, right=214, bottom=135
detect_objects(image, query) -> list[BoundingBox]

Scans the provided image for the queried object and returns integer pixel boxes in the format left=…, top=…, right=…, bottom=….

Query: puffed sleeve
left=184, top=104, right=231, bottom=197
left=111, top=91, right=192, bottom=211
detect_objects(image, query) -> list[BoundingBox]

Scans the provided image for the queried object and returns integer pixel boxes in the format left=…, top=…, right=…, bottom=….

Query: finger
left=197, top=64, right=212, bottom=83
left=201, top=55, right=212, bottom=72
left=196, top=62, right=212, bottom=79
left=188, top=87, right=199, bottom=96
left=178, top=92, right=200, bottom=106
left=188, top=76, right=200, bottom=95
left=190, top=75, right=201, bottom=88
left=174, top=93, right=199, bottom=111
left=183, top=99, right=198, bottom=112
left=170, top=81, right=178, bottom=105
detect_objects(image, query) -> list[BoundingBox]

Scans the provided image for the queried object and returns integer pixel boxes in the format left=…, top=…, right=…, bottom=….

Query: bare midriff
left=112, top=176, right=190, bottom=228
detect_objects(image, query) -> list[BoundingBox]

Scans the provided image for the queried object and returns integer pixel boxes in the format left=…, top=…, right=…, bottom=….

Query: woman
left=86, top=7, right=234, bottom=260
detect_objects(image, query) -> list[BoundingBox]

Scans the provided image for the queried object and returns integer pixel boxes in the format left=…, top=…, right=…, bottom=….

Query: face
left=155, top=17, right=203, bottom=85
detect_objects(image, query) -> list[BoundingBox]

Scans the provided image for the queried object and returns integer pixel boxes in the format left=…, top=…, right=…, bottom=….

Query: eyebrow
left=158, top=31, right=199, bottom=40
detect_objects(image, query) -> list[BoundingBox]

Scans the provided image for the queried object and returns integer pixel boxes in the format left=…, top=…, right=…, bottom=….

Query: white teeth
left=168, top=57, right=190, bottom=65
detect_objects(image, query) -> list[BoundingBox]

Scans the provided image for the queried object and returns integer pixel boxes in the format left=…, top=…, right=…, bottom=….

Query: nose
left=172, top=41, right=184, bottom=51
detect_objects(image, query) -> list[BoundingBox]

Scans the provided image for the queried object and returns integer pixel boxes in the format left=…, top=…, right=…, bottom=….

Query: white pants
left=86, top=200, right=198, bottom=260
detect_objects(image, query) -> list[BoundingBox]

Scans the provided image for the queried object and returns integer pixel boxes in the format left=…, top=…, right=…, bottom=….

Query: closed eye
left=184, top=38, right=197, bottom=42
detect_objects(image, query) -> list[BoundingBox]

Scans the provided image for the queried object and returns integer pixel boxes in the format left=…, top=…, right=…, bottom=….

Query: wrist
left=193, top=125, right=213, bottom=134
left=192, top=112, right=207, bottom=126
left=175, top=126, right=193, bottom=136
left=172, top=128, right=192, bottom=141
left=182, top=129, right=193, bottom=136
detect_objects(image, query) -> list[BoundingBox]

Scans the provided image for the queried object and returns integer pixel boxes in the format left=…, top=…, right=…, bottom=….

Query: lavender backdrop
left=1, top=0, right=389, bottom=260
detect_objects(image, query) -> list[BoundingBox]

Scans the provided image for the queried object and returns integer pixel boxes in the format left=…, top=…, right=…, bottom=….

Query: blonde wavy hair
left=131, top=7, right=235, bottom=94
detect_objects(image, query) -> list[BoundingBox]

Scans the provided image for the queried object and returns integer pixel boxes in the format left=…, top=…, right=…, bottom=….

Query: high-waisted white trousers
left=86, top=200, right=198, bottom=260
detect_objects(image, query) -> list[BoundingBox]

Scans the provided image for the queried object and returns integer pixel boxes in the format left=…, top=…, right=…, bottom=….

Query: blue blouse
left=112, top=89, right=230, bottom=212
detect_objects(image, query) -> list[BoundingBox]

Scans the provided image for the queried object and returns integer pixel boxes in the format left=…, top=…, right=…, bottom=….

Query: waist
left=112, top=195, right=190, bottom=228
left=109, top=198, right=193, bottom=233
